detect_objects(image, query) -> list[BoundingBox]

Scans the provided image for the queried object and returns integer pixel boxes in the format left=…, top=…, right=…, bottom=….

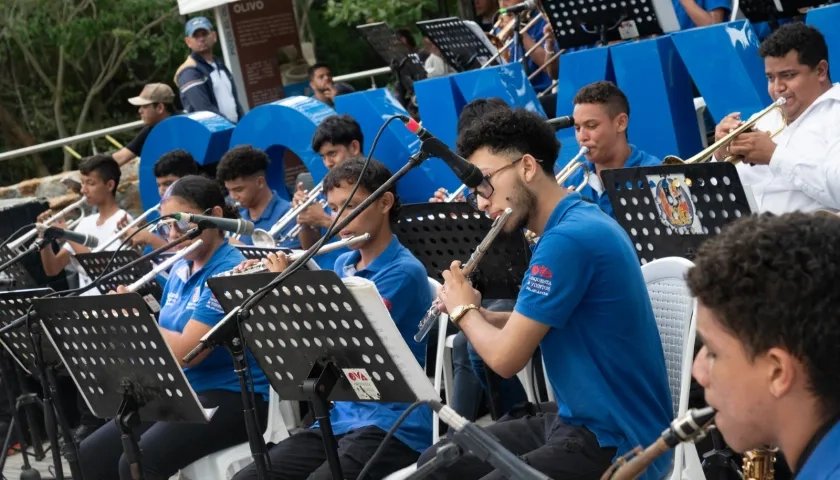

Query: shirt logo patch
left=525, top=264, right=552, bottom=297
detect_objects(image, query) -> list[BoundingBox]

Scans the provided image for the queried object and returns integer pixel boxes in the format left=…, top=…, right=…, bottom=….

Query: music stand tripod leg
left=302, top=359, right=343, bottom=480
left=0, top=351, right=40, bottom=479
left=115, top=393, right=145, bottom=480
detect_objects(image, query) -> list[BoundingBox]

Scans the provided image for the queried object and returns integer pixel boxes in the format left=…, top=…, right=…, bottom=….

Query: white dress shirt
left=63, top=209, right=132, bottom=296
left=737, top=83, right=840, bottom=214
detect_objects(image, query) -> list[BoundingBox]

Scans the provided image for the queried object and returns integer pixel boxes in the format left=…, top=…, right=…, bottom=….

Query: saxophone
left=743, top=448, right=778, bottom=480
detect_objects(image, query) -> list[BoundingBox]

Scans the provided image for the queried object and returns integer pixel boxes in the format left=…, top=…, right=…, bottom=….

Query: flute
left=414, top=208, right=513, bottom=342
left=125, top=240, right=203, bottom=292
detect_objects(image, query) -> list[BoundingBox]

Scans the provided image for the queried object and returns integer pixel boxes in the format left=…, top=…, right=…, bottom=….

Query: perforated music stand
left=75, top=250, right=163, bottom=306
left=601, top=162, right=754, bottom=264
left=417, top=18, right=497, bottom=71
left=0, top=247, right=36, bottom=291
left=208, top=270, right=438, bottom=480
left=0, top=288, right=58, bottom=375
left=33, top=293, right=213, bottom=480
left=393, top=203, right=531, bottom=300
left=539, top=0, right=679, bottom=48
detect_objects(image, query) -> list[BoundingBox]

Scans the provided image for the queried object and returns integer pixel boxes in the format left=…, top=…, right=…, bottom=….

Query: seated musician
left=216, top=145, right=299, bottom=247
left=39, top=154, right=133, bottom=292
left=120, top=149, right=200, bottom=250
left=232, top=158, right=434, bottom=479
left=416, top=108, right=673, bottom=480
left=563, top=81, right=662, bottom=218
left=689, top=212, right=840, bottom=479
left=78, top=175, right=270, bottom=480
left=495, top=0, right=552, bottom=94
left=673, top=0, right=730, bottom=30
left=713, top=23, right=840, bottom=214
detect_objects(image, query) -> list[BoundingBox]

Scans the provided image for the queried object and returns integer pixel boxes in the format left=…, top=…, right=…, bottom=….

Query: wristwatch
left=450, top=304, right=478, bottom=324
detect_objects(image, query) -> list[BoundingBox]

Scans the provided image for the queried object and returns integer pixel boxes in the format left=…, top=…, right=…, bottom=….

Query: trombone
left=251, top=182, right=324, bottom=248
left=663, top=98, right=787, bottom=165
left=93, top=204, right=161, bottom=253
left=7, top=197, right=87, bottom=252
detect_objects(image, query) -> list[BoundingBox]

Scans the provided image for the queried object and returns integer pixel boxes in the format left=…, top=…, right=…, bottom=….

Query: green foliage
left=323, top=0, right=438, bottom=28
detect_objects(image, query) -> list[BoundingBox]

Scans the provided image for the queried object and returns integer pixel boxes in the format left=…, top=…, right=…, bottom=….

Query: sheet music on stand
left=416, top=18, right=498, bottom=71
left=75, top=250, right=163, bottom=307
left=602, top=162, right=755, bottom=264
left=393, top=203, right=531, bottom=300
left=0, top=247, right=36, bottom=291
left=0, top=288, right=58, bottom=375
left=538, top=0, right=679, bottom=48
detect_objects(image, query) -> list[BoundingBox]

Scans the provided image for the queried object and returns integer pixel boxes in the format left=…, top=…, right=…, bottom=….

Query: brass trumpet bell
left=663, top=98, right=787, bottom=166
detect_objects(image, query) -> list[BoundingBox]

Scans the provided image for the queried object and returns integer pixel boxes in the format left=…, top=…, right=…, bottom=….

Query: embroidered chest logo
left=525, top=264, right=552, bottom=296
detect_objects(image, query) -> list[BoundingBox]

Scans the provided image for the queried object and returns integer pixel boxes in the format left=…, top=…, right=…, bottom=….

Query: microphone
left=173, top=213, right=255, bottom=236
left=433, top=401, right=551, bottom=480
left=37, top=224, right=99, bottom=249
left=400, top=117, right=485, bottom=189
left=499, top=0, right=537, bottom=14
left=548, top=115, right=574, bottom=131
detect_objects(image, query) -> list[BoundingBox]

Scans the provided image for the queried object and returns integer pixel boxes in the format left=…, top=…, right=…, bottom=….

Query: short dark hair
left=311, top=114, right=365, bottom=152
left=686, top=212, right=840, bottom=417
left=323, top=157, right=400, bottom=221
left=573, top=81, right=630, bottom=118
left=457, top=98, right=509, bottom=135
left=153, top=149, right=199, bottom=178
left=216, top=145, right=269, bottom=182
left=308, top=62, right=330, bottom=81
left=396, top=28, right=417, bottom=49
left=759, top=22, right=829, bottom=70
left=165, top=175, right=239, bottom=220
left=79, top=154, right=121, bottom=196
left=456, top=107, right=560, bottom=175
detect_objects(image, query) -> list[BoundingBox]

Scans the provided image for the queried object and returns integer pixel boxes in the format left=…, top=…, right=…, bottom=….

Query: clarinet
left=414, top=208, right=513, bottom=342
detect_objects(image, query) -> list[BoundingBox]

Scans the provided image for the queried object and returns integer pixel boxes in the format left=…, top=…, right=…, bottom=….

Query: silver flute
left=414, top=208, right=513, bottom=342
left=215, top=233, right=370, bottom=277
left=125, top=240, right=203, bottom=292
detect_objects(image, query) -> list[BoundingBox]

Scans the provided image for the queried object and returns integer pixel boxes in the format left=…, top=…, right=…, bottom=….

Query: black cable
left=0, top=223, right=36, bottom=250
left=355, top=400, right=432, bottom=480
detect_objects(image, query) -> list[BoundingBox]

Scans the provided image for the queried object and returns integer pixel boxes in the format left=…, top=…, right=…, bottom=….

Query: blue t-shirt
left=497, top=12, right=552, bottom=93
left=238, top=191, right=300, bottom=249
left=514, top=193, right=673, bottom=480
left=674, top=0, right=731, bottom=30
left=798, top=419, right=840, bottom=479
left=159, top=241, right=270, bottom=399
left=321, top=235, right=434, bottom=452
left=310, top=197, right=349, bottom=270
left=563, top=145, right=662, bottom=218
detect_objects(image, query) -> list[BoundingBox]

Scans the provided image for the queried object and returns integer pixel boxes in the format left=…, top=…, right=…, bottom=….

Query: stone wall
left=0, top=159, right=143, bottom=216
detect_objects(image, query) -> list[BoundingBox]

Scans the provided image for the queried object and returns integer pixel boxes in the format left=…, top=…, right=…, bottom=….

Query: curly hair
left=216, top=145, right=269, bottom=182
left=759, top=23, right=829, bottom=70
left=686, top=212, right=840, bottom=416
left=457, top=98, right=509, bottom=135
left=573, top=81, right=631, bottom=119
left=456, top=107, right=560, bottom=175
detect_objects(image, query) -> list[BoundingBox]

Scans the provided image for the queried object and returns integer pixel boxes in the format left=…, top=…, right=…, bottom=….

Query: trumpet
left=93, top=204, right=160, bottom=253
left=125, top=240, right=203, bottom=292
left=600, top=407, right=716, bottom=480
left=556, top=147, right=591, bottom=191
left=7, top=197, right=87, bottom=252
left=663, top=98, right=787, bottom=165
left=483, top=10, right=545, bottom=67
left=215, top=233, right=370, bottom=277
left=414, top=208, right=513, bottom=342
left=251, top=182, right=324, bottom=247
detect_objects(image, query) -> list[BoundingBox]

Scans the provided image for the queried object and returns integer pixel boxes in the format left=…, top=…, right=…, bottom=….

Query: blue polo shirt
left=159, top=242, right=270, bottom=399
left=319, top=235, right=434, bottom=452
left=238, top=191, right=299, bottom=249
left=310, top=197, right=349, bottom=270
left=674, top=0, right=731, bottom=30
left=496, top=12, right=552, bottom=93
left=562, top=145, right=662, bottom=218
left=798, top=419, right=840, bottom=479
left=514, top=193, right=672, bottom=480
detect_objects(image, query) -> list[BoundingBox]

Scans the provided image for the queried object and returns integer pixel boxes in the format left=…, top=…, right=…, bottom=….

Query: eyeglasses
left=155, top=209, right=211, bottom=237
left=465, top=157, right=524, bottom=210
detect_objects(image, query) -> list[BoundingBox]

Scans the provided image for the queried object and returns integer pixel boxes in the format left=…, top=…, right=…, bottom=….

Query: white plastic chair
left=180, top=387, right=293, bottom=480
left=641, top=257, right=705, bottom=480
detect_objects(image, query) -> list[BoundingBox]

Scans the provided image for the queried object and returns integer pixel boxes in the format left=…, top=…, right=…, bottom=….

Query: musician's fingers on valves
left=429, top=187, right=449, bottom=203
left=713, top=112, right=743, bottom=159
left=233, top=258, right=261, bottom=273
left=261, top=252, right=289, bottom=273
left=292, top=182, right=308, bottom=207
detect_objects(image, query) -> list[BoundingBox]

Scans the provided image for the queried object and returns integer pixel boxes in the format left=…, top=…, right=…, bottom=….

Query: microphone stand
left=0, top=237, right=52, bottom=275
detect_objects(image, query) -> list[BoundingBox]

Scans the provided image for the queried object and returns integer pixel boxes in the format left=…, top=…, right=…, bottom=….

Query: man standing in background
left=111, top=83, right=175, bottom=166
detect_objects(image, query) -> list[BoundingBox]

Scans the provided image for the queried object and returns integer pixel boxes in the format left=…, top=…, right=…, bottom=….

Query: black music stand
left=602, top=162, right=754, bottom=264
left=540, top=0, right=675, bottom=48
left=33, top=293, right=213, bottom=480
left=393, top=203, right=530, bottom=300
left=417, top=18, right=497, bottom=71
left=74, top=250, right=163, bottom=309
left=358, top=22, right=428, bottom=92
left=208, top=270, right=438, bottom=480
left=0, top=248, right=36, bottom=292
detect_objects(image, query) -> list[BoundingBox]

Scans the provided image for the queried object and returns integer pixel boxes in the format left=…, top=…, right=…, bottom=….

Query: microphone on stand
left=548, top=115, right=575, bottom=131
left=399, top=117, right=485, bottom=189
left=499, top=0, right=537, bottom=14
left=172, top=213, right=255, bottom=236
left=36, top=224, right=99, bottom=249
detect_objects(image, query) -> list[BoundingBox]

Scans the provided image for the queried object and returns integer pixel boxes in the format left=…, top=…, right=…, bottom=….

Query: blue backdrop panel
left=229, top=96, right=336, bottom=201
left=413, top=75, right=464, bottom=150
left=672, top=21, right=770, bottom=123
left=139, top=112, right=234, bottom=211
left=554, top=47, right=614, bottom=118
left=334, top=89, right=435, bottom=203
left=806, top=4, right=840, bottom=83
left=612, top=36, right=701, bottom=161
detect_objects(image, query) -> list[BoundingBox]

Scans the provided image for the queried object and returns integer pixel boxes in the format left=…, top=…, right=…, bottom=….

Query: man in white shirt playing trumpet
left=713, top=23, right=840, bottom=214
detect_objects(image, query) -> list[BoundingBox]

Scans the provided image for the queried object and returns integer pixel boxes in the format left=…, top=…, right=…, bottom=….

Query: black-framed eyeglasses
left=465, top=157, right=524, bottom=210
